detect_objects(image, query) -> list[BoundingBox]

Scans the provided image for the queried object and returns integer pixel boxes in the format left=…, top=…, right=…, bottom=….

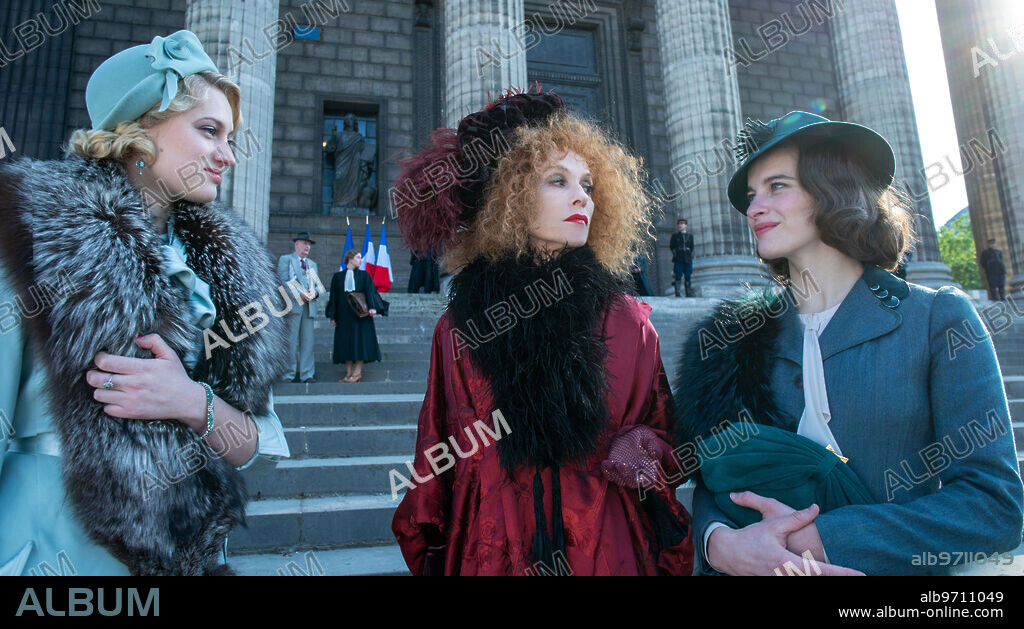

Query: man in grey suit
left=278, top=232, right=322, bottom=383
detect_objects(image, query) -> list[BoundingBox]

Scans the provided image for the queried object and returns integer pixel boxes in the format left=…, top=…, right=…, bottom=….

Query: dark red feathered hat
left=393, top=86, right=565, bottom=254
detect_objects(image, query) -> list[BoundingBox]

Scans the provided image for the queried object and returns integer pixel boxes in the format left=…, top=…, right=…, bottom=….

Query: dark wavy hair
left=760, top=136, right=916, bottom=281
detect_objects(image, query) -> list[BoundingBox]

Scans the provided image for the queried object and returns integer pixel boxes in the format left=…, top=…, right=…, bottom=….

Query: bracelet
left=197, top=382, right=215, bottom=439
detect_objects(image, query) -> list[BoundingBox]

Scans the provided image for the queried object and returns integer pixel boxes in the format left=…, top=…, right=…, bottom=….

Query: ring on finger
left=103, top=374, right=115, bottom=390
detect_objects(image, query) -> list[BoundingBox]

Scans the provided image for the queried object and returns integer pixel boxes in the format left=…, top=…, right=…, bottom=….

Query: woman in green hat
left=671, top=112, right=1023, bottom=575
left=0, top=31, right=289, bottom=575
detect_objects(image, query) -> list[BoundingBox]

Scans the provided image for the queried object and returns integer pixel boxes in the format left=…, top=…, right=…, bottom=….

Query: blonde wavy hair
left=66, top=71, right=241, bottom=164
left=444, top=112, right=658, bottom=277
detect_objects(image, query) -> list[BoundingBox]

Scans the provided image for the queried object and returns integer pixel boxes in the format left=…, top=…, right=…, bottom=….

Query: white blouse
left=796, top=302, right=844, bottom=457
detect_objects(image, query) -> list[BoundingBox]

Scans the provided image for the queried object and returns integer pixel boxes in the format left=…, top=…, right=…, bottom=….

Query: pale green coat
left=0, top=230, right=289, bottom=576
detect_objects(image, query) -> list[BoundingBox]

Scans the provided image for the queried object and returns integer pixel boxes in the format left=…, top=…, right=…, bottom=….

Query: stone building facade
left=2, top=0, right=987, bottom=293
left=935, top=0, right=1024, bottom=294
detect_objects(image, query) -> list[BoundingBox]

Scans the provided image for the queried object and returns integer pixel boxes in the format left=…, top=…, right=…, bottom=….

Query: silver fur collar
left=0, top=157, right=288, bottom=575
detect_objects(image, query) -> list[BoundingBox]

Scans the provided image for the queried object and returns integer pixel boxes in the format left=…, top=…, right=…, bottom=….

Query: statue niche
left=324, top=113, right=377, bottom=215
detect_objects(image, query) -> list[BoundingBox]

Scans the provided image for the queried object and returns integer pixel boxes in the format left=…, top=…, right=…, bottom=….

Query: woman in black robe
left=326, top=249, right=389, bottom=382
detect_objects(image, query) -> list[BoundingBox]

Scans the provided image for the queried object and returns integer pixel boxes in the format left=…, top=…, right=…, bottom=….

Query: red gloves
left=601, top=425, right=670, bottom=489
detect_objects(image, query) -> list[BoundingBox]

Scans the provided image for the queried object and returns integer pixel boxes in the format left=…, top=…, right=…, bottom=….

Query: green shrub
left=937, top=213, right=982, bottom=290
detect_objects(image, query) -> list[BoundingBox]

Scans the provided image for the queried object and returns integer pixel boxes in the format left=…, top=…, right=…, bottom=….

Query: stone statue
left=324, top=114, right=365, bottom=210
left=357, top=143, right=378, bottom=211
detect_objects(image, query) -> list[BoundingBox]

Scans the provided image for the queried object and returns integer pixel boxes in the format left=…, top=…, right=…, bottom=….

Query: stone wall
left=730, top=0, right=843, bottom=126
left=268, top=0, right=415, bottom=216
left=65, top=0, right=187, bottom=133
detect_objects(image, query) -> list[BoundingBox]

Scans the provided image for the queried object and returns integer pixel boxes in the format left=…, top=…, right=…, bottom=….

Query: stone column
left=830, top=0, right=955, bottom=288
left=443, top=0, right=527, bottom=128
left=935, top=0, right=1024, bottom=294
left=186, top=0, right=279, bottom=243
left=655, top=0, right=766, bottom=294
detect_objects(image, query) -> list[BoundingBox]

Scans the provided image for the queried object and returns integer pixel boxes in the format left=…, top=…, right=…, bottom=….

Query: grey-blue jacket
left=690, top=268, right=1024, bottom=575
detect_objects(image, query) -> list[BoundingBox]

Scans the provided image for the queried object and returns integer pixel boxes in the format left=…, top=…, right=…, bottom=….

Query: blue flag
left=340, top=224, right=354, bottom=271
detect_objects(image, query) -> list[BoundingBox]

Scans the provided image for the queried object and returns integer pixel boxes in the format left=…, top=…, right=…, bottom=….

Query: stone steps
left=228, top=494, right=402, bottom=554
left=243, top=454, right=407, bottom=499
left=285, top=425, right=417, bottom=458
left=310, top=334, right=432, bottom=345
left=231, top=544, right=409, bottom=576
left=304, top=362, right=428, bottom=382
left=275, top=395, right=423, bottom=427
left=274, top=381, right=427, bottom=396
left=1005, top=377, right=1024, bottom=399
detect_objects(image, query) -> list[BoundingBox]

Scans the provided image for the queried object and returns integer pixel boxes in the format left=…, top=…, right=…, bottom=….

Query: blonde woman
left=0, top=31, right=289, bottom=575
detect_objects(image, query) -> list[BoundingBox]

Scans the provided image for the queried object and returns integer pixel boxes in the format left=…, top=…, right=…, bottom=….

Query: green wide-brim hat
left=698, top=423, right=873, bottom=529
left=727, top=111, right=896, bottom=214
left=86, top=30, right=218, bottom=131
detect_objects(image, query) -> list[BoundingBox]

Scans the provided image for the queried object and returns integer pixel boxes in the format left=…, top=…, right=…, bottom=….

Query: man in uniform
left=670, top=218, right=695, bottom=297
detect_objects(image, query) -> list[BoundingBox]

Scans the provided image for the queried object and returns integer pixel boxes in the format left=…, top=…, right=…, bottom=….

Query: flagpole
left=342, top=217, right=353, bottom=271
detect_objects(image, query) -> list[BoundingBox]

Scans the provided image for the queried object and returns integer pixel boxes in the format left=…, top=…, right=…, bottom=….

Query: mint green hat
left=85, top=30, right=219, bottom=131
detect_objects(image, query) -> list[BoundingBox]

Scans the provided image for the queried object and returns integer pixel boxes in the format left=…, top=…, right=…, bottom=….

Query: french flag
left=360, top=220, right=376, bottom=272
left=372, top=222, right=393, bottom=293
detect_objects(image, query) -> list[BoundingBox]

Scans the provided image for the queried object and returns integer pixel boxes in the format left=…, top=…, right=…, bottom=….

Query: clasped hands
left=601, top=426, right=863, bottom=576
left=85, top=334, right=207, bottom=432
left=707, top=493, right=864, bottom=576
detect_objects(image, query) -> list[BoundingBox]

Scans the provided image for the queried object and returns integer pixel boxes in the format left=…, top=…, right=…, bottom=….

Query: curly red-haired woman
left=390, top=90, right=693, bottom=576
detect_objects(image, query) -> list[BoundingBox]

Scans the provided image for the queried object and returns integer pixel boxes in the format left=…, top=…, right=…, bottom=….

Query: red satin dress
left=391, top=296, right=694, bottom=575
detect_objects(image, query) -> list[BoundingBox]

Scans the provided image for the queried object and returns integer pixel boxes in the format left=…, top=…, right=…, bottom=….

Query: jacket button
left=869, top=283, right=880, bottom=291
left=883, top=295, right=900, bottom=308
left=875, top=289, right=889, bottom=299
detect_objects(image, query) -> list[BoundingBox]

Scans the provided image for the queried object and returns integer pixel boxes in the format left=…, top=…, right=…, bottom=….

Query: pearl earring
left=136, top=160, right=146, bottom=175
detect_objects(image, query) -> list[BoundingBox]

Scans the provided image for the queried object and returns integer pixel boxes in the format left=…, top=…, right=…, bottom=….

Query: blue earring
left=136, top=159, right=146, bottom=175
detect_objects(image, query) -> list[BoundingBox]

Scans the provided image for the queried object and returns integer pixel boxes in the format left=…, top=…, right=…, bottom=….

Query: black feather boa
left=447, top=246, right=629, bottom=471
left=673, top=289, right=788, bottom=446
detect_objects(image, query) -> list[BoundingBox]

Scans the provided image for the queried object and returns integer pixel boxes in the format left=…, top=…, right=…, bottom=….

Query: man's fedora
left=293, top=231, right=316, bottom=244
left=727, top=111, right=896, bottom=214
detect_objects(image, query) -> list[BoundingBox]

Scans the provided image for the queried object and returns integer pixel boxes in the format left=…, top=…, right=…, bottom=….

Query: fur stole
left=673, top=289, right=788, bottom=447
left=447, top=245, right=629, bottom=470
left=0, top=157, right=288, bottom=575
